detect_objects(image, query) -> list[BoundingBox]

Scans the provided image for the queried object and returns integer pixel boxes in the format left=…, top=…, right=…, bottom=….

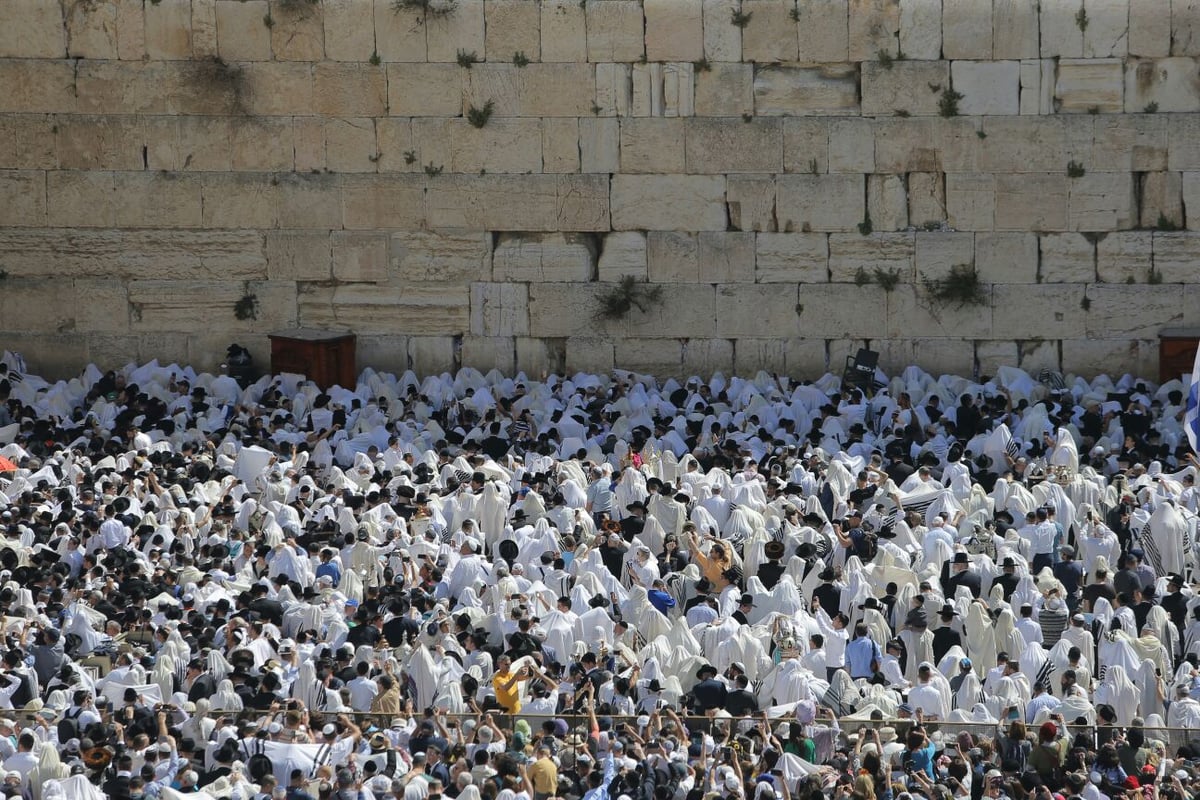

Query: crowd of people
left=0, top=352, right=1199, bottom=800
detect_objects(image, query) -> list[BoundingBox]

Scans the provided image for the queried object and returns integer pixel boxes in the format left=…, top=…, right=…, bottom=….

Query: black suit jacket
left=188, top=673, right=218, bottom=703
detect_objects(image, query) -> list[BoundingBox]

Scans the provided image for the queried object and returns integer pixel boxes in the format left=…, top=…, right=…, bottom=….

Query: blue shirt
left=315, top=561, right=341, bottom=585
left=845, top=636, right=881, bottom=679
left=647, top=589, right=676, bottom=615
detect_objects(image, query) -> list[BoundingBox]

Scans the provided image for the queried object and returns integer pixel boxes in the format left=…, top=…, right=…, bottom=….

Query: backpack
left=857, top=531, right=879, bottom=561
left=57, top=706, right=84, bottom=743
left=9, top=671, right=32, bottom=709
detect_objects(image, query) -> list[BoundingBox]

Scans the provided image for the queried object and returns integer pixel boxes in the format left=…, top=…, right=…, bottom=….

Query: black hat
left=938, top=604, right=957, bottom=618
left=625, top=501, right=647, bottom=512
left=764, top=540, right=785, bottom=560
left=739, top=593, right=755, bottom=607
left=646, top=477, right=663, bottom=491
left=695, top=664, right=718, bottom=679
left=953, top=552, right=969, bottom=564
left=1002, top=556, right=1017, bottom=568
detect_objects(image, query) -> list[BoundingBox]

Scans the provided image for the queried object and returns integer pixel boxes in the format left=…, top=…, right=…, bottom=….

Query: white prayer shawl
left=1136, top=658, right=1163, bottom=722
left=1144, top=502, right=1190, bottom=577
left=212, top=679, right=243, bottom=712
left=1095, top=664, right=1139, bottom=724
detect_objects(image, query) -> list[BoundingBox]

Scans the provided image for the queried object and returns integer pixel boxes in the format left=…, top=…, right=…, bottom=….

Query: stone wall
left=2, top=0, right=1200, bottom=380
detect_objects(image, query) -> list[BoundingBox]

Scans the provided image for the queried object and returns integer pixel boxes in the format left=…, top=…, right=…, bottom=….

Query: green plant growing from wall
left=456, top=50, right=479, bottom=68
left=730, top=8, right=753, bottom=27
left=923, top=265, right=987, bottom=308
left=234, top=293, right=259, bottom=321
left=874, top=267, right=903, bottom=292
left=262, top=12, right=274, bottom=27
left=190, top=56, right=248, bottom=116
left=404, top=150, right=417, bottom=165
left=424, top=162, right=444, bottom=176
left=693, top=58, right=711, bottom=72
left=279, top=0, right=319, bottom=9
left=1067, top=161, right=1086, bottom=178
left=1144, top=102, right=1159, bottom=113
left=854, top=267, right=872, bottom=286
left=877, top=50, right=894, bottom=69
left=393, top=0, right=456, bottom=16
left=857, top=212, right=873, bottom=236
left=369, top=51, right=381, bottom=65
left=1148, top=267, right=1164, bottom=284
left=596, top=276, right=664, bottom=320
left=513, top=51, right=530, bottom=67
left=1080, top=295, right=1091, bottom=311
left=467, top=100, right=495, bottom=128
left=938, top=88, right=963, bottom=117
left=1155, top=213, right=1179, bottom=231
left=1075, top=5, right=1088, bottom=31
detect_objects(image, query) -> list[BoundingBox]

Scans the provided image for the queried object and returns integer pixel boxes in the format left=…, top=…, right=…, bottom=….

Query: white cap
left=322, top=723, right=336, bottom=736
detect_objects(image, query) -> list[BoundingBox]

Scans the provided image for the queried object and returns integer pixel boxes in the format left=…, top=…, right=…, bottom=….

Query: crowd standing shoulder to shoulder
left=0, top=354, right=1199, bottom=800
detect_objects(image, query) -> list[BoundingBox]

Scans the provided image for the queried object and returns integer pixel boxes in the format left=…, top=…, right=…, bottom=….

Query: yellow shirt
left=528, top=756, right=558, bottom=794
left=492, top=669, right=523, bottom=713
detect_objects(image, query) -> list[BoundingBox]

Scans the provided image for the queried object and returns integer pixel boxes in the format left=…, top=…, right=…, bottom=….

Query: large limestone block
left=1139, top=171, right=1184, bottom=228
left=847, top=0, right=900, bottom=61
left=975, top=116, right=1092, bottom=174
left=595, top=63, right=632, bottom=117
left=1039, top=1, right=1083, bottom=57
left=609, top=339, right=683, bottom=377
left=237, top=62, right=315, bottom=116
left=461, top=336, right=516, bottom=374
left=114, top=173, right=204, bottom=228
left=314, top=64, right=387, bottom=116
left=953, top=61, right=1020, bottom=115
left=695, top=63, right=754, bottom=116
left=869, top=174, right=909, bottom=231
left=734, top=338, right=789, bottom=374
left=873, top=117, right=979, bottom=173
left=782, top=119, right=828, bottom=173
left=321, top=284, right=470, bottom=335
left=942, top=0, right=991, bottom=59
left=1055, top=58, right=1125, bottom=113
left=828, top=119, right=876, bottom=173
left=389, top=230, right=492, bottom=283
left=886, top=284, right=993, bottom=338
left=827, top=233, right=915, bottom=282
left=231, top=116, right=295, bottom=171
left=975, top=232, right=1039, bottom=283
left=0, top=0, right=66, bottom=57
left=1085, top=285, right=1186, bottom=338
left=425, top=0, right=486, bottom=62
left=407, top=336, right=458, bottom=375
left=625, top=284, right=720, bottom=338
left=1096, top=231, right=1152, bottom=283
left=1019, top=58, right=1055, bottom=115
left=945, top=173, right=995, bottom=231
left=1130, top=0, right=1170, bottom=56
left=342, top=176, right=423, bottom=231
left=755, top=233, right=830, bottom=283
left=273, top=173, right=342, bottom=229
left=1039, top=232, right=1096, bottom=282
left=429, top=174, right=609, bottom=231
left=294, top=116, right=327, bottom=172
left=493, top=233, right=597, bottom=281
left=0, top=229, right=266, bottom=280
left=908, top=172, right=946, bottom=228
left=1169, top=117, right=1200, bottom=170
left=352, top=334, right=411, bottom=375
left=1068, top=171, right=1136, bottom=231
left=192, top=0, right=218, bottom=59
left=628, top=62, right=695, bottom=117
left=1174, top=0, right=1200, bottom=55
left=611, top=175, right=727, bottom=231
left=580, top=118, right=619, bottom=173
left=373, top=2, right=424, bottom=61
left=216, top=0, right=271, bottom=61
left=73, top=279, right=130, bottom=334
left=200, top=174, right=279, bottom=229
left=1125, top=58, right=1200, bottom=112
left=413, top=118, right=543, bottom=174
left=46, top=171, right=117, bottom=228
left=703, top=0, right=741, bottom=61
left=1062, top=339, right=1145, bottom=377
left=993, top=0, right=1040, bottom=59
left=598, top=232, right=649, bottom=281
left=753, top=65, right=859, bottom=116
left=387, top=64, right=464, bottom=116
left=67, top=1, right=119, bottom=58
left=565, top=338, right=616, bottom=374
left=716, top=285, right=804, bottom=337
left=585, top=0, right=644, bottom=62
left=542, top=117, right=581, bottom=173
left=1082, top=0, right=1130, bottom=57
left=619, top=119, right=686, bottom=174
left=0, top=172, right=45, bottom=227
left=861, top=61, right=951, bottom=117
left=741, top=0, right=799, bottom=64
left=899, top=0, right=941, bottom=60
left=470, top=283, right=529, bottom=337
left=0, top=116, right=56, bottom=169
left=994, top=173, right=1068, bottom=231
left=975, top=339, right=1020, bottom=375
left=776, top=174, right=865, bottom=233
left=726, top=175, right=777, bottom=232
left=1151, top=231, right=1200, bottom=282
left=1089, top=116, right=1165, bottom=173
left=332, top=231, right=389, bottom=283
left=796, top=0, right=849, bottom=62
left=144, top=0, right=192, bottom=59
left=485, top=0, right=540, bottom=61
left=266, top=231, right=333, bottom=282
left=645, top=0, right=704, bottom=61
left=129, top=280, right=261, bottom=332
left=698, top=232, right=755, bottom=282
left=374, top=119, right=414, bottom=173
left=915, top=231, right=975, bottom=282
left=798, top=284, right=888, bottom=338
left=0, top=280, right=76, bottom=337
left=541, top=0, right=587, bottom=62
left=527, top=283, right=621, bottom=338
left=1185, top=171, right=1200, bottom=227
left=911, top=339, right=976, bottom=377
left=466, top=64, right=596, bottom=117
left=272, top=0, right=324, bottom=60
left=321, top=0, right=375, bottom=61
left=115, top=0, right=145, bottom=59
left=685, top=118, right=783, bottom=173
left=648, top=232, right=701, bottom=282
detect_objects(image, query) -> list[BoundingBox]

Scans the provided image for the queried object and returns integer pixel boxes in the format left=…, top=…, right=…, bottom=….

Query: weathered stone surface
left=67, top=1, right=119, bottom=59
left=993, top=0, right=1039, bottom=59
left=685, top=118, right=782, bottom=173
left=887, top=284, right=993, bottom=338
left=953, top=61, right=1021, bottom=116
left=611, top=175, right=727, bottom=231
left=273, top=173, right=344, bottom=229
left=542, top=118, right=580, bottom=173
left=541, top=0, right=587, bottom=62
left=314, top=63, right=387, bottom=117
left=911, top=339, right=976, bottom=376
left=386, top=64, right=463, bottom=116
left=272, top=0, right=325, bottom=60
left=993, top=283, right=1084, bottom=338
left=941, top=0, right=991, bottom=60
left=797, top=0, right=849, bottom=62
left=1086, top=285, right=1187, bottom=338
left=756, top=234, right=830, bottom=283
left=597, top=231, right=649, bottom=281
left=301, top=284, right=470, bottom=334
left=1139, top=171, right=1184, bottom=228
left=585, top=0, right=644, bottom=62
left=485, top=0, right=541, bottom=61
left=1039, top=0, right=1083, bottom=58
left=1151, top=231, right=1200, bottom=282
left=753, top=65, right=860, bottom=116
left=827, top=233, right=914, bottom=283
left=994, top=173, right=1069, bottom=231
left=1174, top=0, right=1200, bottom=56
left=946, top=173, right=995, bottom=231
left=908, top=172, right=946, bottom=228
left=266, top=231, right=333, bottom=282
left=647, top=232, right=700, bottom=283
left=899, top=0, right=941, bottom=60
left=0, top=171, right=45, bottom=227
left=470, top=283, right=529, bottom=337
left=694, top=64, right=754, bottom=117
left=0, top=0, right=65, bottom=57
left=460, top=336, right=516, bottom=374
left=828, top=119, right=876, bottom=173
left=216, top=0, right=271, bottom=61
left=321, top=0, right=375, bottom=61
left=425, top=0, right=486, bottom=63
left=46, top=171, right=117, bottom=228
left=861, top=61, right=951, bottom=117
left=1082, top=0, right=1130, bottom=58
left=332, top=231, right=389, bottom=283
left=726, top=175, right=777, bottom=232
left=493, top=233, right=598, bottom=282
left=1097, top=231, right=1153, bottom=284
left=697, top=232, right=755, bottom=283
left=56, top=116, right=143, bottom=170
left=1038, top=232, right=1095, bottom=282
left=1125, top=58, right=1200, bottom=113
left=390, top=231, right=492, bottom=283
left=742, top=0, right=799, bottom=64
left=1020, top=58, right=1055, bottom=115
left=373, top=2, right=424, bottom=61
left=200, top=173, right=278, bottom=229
left=580, top=118, right=619, bottom=173
left=465, top=64, right=596, bottom=117
left=869, top=174, right=909, bottom=231
left=1068, top=172, right=1136, bottom=231
left=716, top=285, right=802, bottom=337
left=975, top=339, right=1020, bottom=375
left=733, top=338, right=788, bottom=375
left=847, top=0, right=901, bottom=61
left=1061, top=339, right=1143, bottom=377
left=565, top=338, right=615, bottom=373
left=413, top=118, right=543, bottom=174
left=702, top=0, right=741, bottom=61
left=799, top=284, right=888, bottom=338
left=114, top=173, right=204, bottom=229
left=1185, top=171, right=1200, bottom=228
left=619, top=119, right=686, bottom=174
left=776, top=175, right=865, bottom=233
left=975, top=233, right=1039, bottom=283
left=915, top=232, right=975, bottom=282
left=1130, top=0, right=1170, bottom=57
left=428, top=174, right=609, bottom=231
left=192, top=0, right=218, bottom=59
left=644, top=0, right=703, bottom=62
left=1055, top=58, right=1124, bottom=113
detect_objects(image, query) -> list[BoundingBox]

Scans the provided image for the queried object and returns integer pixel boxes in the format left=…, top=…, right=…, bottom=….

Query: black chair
left=842, top=348, right=881, bottom=393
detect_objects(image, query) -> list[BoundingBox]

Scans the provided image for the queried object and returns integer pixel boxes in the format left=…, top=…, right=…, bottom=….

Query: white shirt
left=1015, top=617, right=1043, bottom=646
left=815, top=609, right=848, bottom=668
left=347, top=676, right=379, bottom=712
left=908, top=682, right=948, bottom=720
